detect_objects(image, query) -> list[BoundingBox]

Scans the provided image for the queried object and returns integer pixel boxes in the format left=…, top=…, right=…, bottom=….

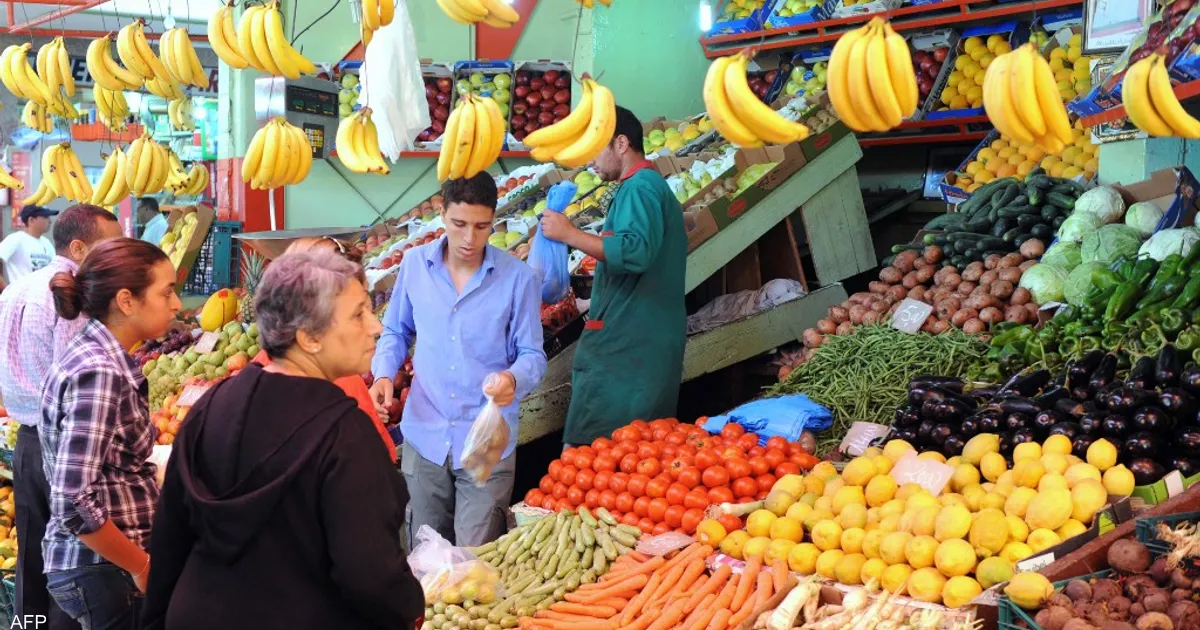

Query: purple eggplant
left=1123, top=432, right=1166, bottom=461
left=917, top=419, right=936, bottom=441
left=1106, top=388, right=1157, bottom=415
left=1158, top=388, right=1198, bottom=420
left=1129, top=458, right=1167, bottom=485
left=909, top=375, right=964, bottom=392
left=1050, top=422, right=1083, bottom=439
left=1055, top=398, right=1097, bottom=419
left=1126, top=356, right=1157, bottom=390
left=1010, top=429, right=1038, bottom=448
left=922, top=398, right=972, bottom=423
left=1067, top=349, right=1105, bottom=389
left=1001, top=369, right=1052, bottom=397
left=1033, top=410, right=1064, bottom=436
left=909, top=385, right=969, bottom=408
left=890, top=427, right=918, bottom=444
left=930, top=423, right=954, bottom=446
left=1072, top=434, right=1098, bottom=459
left=988, top=397, right=1041, bottom=417
left=976, top=412, right=1002, bottom=434
left=1157, top=344, right=1181, bottom=388
left=959, top=416, right=981, bottom=437
left=1176, top=427, right=1200, bottom=458
left=1094, top=382, right=1123, bottom=410
left=1088, top=354, right=1119, bottom=395
left=894, top=406, right=921, bottom=427
left=1005, top=412, right=1032, bottom=431
left=1078, top=412, right=1105, bottom=435
left=1167, top=456, right=1200, bottom=478
left=1179, top=365, right=1200, bottom=397
left=943, top=434, right=966, bottom=456
left=1132, top=406, right=1176, bottom=433
left=1102, top=414, right=1131, bottom=438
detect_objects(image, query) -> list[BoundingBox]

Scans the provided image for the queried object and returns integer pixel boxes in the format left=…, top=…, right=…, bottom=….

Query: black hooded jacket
left=142, top=363, right=424, bottom=630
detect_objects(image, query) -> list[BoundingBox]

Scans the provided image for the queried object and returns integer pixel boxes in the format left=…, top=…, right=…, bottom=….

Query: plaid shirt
left=0, top=256, right=86, bottom=427
left=40, top=319, right=160, bottom=573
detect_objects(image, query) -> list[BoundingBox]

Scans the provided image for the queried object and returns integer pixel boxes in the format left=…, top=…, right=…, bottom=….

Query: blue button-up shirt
left=372, top=237, right=547, bottom=469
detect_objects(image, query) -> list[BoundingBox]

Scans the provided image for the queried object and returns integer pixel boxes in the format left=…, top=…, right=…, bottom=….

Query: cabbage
left=1125, top=201, right=1165, bottom=238
left=1074, top=186, right=1126, bottom=224
left=1139, top=227, right=1200, bottom=261
left=1081, top=224, right=1144, bottom=264
left=1041, top=241, right=1082, bottom=269
left=1063, top=262, right=1113, bottom=306
left=1018, top=263, right=1070, bottom=305
left=1057, top=212, right=1105, bottom=243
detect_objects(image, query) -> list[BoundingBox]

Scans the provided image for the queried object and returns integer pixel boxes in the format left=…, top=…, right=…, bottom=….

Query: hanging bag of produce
left=530, top=181, right=577, bottom=304
left=361, top=0, right=429, bottom=157
left=461, top=373, right=511, bottom=487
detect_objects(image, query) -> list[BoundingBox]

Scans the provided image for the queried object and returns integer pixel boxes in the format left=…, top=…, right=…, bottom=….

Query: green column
left=1097, top=137, right=1200, bottom=184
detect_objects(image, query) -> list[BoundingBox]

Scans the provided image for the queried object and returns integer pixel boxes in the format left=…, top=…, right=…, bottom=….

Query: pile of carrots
left=518, top=543, right=794, bottom=630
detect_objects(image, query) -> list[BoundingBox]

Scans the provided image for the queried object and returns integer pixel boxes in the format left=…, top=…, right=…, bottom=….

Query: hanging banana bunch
left=159, top=28, right=211, bottom=89
left=703, top=50, right=809, bottom=146
left=22, top=102, right=53, bottom=133
left=436, top=0, right=520, bottom=28
left=41, top=144, right=93, bottom=203
left=91, top=148, right=132, bottom=206
left=0, top=166, right=25, bottom=191
left=117, top=19, right=174, bottom=85
left=24, top=180, right=56, bottom=206
left=982, top=43, right=1073, bottom=153
left=95, top=86, right=131, bottom=132
left=86, top=35, right=144, bottom=92
left=208, top=2, right=249, bottom=68
left=165, top=150, right=210, bottom=196
left=168, top=97, right=196, bottom=131
left=0, top=44, right=53, bottom=105
left=1122, top=52, right=1200, bottom=139
left=573, top=0, right=612, bottom=7
left=231, top=2, right=316, bottom=79
left=242, top=118, right=314, bottom=189
left=436, top=94, right=508, bottom=180
left=126, top=133, right=171, bottom=197
left=359, top=0, right=396, bottom=45
left=522, top=77, right=609, bottom=166
left=335, top=109, right=391, bottom=174
left=146, top=75, right=186, bottom=100
left=37, top=37, right=75, bottom=98
left=826, top=17, right=918, bottom=132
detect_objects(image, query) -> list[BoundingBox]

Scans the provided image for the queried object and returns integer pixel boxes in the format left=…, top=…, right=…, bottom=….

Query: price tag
left=1016, top=552, right=1055, bottom=572
left=176, top=384, right=211, bottom=407
left=889, top=451, right=954, bottom=496
left=891, top=299, right=933, bottom=333
left=192, top=331, right=219, bottom=353
left=839, top=422, right=891, bottom=456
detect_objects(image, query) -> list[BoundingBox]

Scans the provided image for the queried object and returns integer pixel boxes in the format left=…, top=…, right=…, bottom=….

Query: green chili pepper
left=1024, top=342, right=1045, bottom=362
left=1037, top=327, right=1059, bottom=346
left=1103, top=320, right=1128, bottom=337
left=1191, top=308, right=1200, bottom=326
left=1176, top=327, right=1200, bottom=351
left=1116, top=258, right=1136, bottom=281
left=1170, top=275, right=1200, bottom=309
left=1053, top=305, right=1079, bottom=324
left=1108, top=281, right=1145, bottom=321
left=1140, top=275, right=1188, bottom=309
left=1162, top=308, right=1187, bottom=335
left=1128, top=298, right=1174, bottom=326
left=1059, top=337, right=1080, bottom=356
left=1079, top=336, right=1102, bottom=352
left=992, top=326, right=1034, bottom=347
left=1131, top=258, right=1160, bottom=287
left=1102, top=332, right=1124, bottom=349
left=1142, top=328, right=1164, bottom=350
left=1182, top=241, right=1200, bottom=272
left=1063, top=321, right=1085, bottom=338
left=1193, top=347, right=1200, bottom=365
left=991, top=322, right=1019, bottom=335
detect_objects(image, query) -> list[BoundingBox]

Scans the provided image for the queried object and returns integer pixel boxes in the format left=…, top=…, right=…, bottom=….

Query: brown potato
left=849, top=304, right=867, bottom=325
left=962, top=262, right=985, bottom=283
left=980, top=270, right=999, bottom=286
left=893, top=251, right=917, bottom=273
left=869, top=281, right=890, bottom=294
left=990, top=280, right=1015, bottom=299
left=957, top=280, right=977, bottom=296
left=862, top=311, right=881, bottom=325
left=1005, top=304, right=1029, bottom=323
left=1020, top=260, right=1039, bottom=272
left=962, top=318, right=986, bottom=334
left=907, top=286, right=927, bottom=301
left=997, top=267, right=1023, bottom=284
left=915, top=266, right=936, bottom=283
left=951, top=308, right=978, bottom=327
left=984, top=254, right=1002, bottom=270
left=887, top=285, right=908, bottom=302
left=924, top=245, right=943, bottom=264
left=979, top=306, right=1003, bottom=323
left=937, top=297, right=962, bottom=320
left=836, top=321, right=854, bottom=335
left=902, top=271, right=920, bottom=289
left=1011, top=287, right=1032, bottom=305
left=880, top=267, right=903, bottom=283
left=999, top=253, right=1024, bottom=268
left=913, top=257, right=929, bottom=270
left=941, top=272, right=962, bottom=290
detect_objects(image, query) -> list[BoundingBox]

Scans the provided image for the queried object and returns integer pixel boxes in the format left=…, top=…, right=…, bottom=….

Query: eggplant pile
left=892, top=345, right=1200, bottom=485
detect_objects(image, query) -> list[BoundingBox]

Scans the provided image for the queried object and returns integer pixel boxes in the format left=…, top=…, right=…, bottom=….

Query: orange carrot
left=684, top=564, right=732, bottom=610
left=681, top=594, right=717, bottom=630
left=646, top=561, right=686, bottom=605
left=771, top=557, right=788, bottom=594
left=674, top=559, right=707, bottom=595
left=614, top=609, right=656, bottom=630
left=620, top=573, right=662, bottom=625
left=528, top=620, right=616, bottom=630
left=548, top=603, right=618, bottom=618
left=704, top=609, right=732, bottom=630
left=577, top=573, right=649, bottom=604
left=601, top=555, right=665, bottom=582
left=730, top=557, right=761, bottom=611
left=645, top=599, right=687, bottom=630
left=592, top=597, right=629, bottom=610
left=628, top=550, right=650, bottom=562
left=727, top=572, right=772, bottom=630
left=713, top=573, right=739, bottom=610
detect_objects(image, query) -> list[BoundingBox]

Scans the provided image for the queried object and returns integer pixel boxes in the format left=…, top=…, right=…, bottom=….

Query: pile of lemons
left=953, top=123, right=1098, bottom=192
left=1047, top=33, right=1095, bottom=100
left=718, top=0, right=767, bottom=21
left=696, top=434, right=1134, bottom=608
left=940, top=34, right=1012, bottom=111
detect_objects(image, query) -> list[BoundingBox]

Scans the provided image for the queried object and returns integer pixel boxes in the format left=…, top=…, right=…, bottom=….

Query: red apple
left=512, top=102, right=527, bottom=115
left=926, top=65, right=939, bottom=79
left=527, top=92, right=544, bottom=107
left=515, top=85, right=530, bottom=99
left=434, top=105, right=449, bottom=120
left=511, top=114, right=527, bottom=127
left=530, top=77, right=546, bottom=91
left=524, top=122, right=538, bottom=133
left=437, top=77, right=452, bottom=92
left=513, top=129, right=528, bottom=140
left=915, top=50, right=931, bottom=62
left=540, top=86, right=556, bottom=100
left=436, top=92, right=450, bottom=105
left=765, top=69, right=778, bottom=83
left=515, top=72, right=530, bottom=85
left=933, top=47, right=948, bottom=62
left=552, top=103, right=570, bottom=117
left=540, top=99, right=555, bottom=111
left=553, top=89, right=570, bottom=104
left=544, top=69, right=560, bottom=83
left=425, top=85, right=437, bottom=99
left=555, top=76, right=570, bottom=89
left=538, top=111, right=554, bottom=125
left=432, top=119, right=446, bottom=133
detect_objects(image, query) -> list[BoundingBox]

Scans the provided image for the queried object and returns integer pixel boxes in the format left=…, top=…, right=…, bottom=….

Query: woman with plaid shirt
left=40, top=239, right=181, bottom=630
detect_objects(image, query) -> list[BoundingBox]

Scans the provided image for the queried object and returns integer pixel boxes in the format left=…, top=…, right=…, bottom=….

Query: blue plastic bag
left=529, top=181, right=577, bottom=304
left=701, top=394, right=833, bottom=445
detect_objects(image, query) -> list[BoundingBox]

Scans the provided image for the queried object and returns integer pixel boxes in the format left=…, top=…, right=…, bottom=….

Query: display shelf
left=857, top=115, right=992, bottom=146
left=328, top=150, right=533, bottom=159
left=1078, top=78, right=1200, bottom=128
left=699, top=0, right=1081, bottom=57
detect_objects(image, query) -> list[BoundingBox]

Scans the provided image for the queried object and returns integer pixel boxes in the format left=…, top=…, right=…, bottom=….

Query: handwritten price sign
left=889, top=451, right=954, bottom=496
left=891, top=298, right=933, bottom=333
left=839, top=422, right=891, bottom=457
left=176, top=384, right=212, bottom=407
left=192, top=331, right=220, bottom=353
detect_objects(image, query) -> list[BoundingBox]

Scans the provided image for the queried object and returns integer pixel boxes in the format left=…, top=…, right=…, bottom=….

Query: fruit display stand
left=233, top=226, right=375, bottom=262
left=516, top=132, right=871, bottom=446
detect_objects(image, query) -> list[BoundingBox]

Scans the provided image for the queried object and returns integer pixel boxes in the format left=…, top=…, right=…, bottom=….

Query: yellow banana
left=249, top=6, right=283, bottom=76
left=1148, top=54, right=1200, bottom=138
left=1009, top=44, right=1046, bottom=137
left=0, top=45, right=27, bottom=98
left=846, top=24, right=887, bottom=131
left=1031, top=50, right=1072, bottom=147
left=1123, top=56, right=1174, bottom=138
left=238, top=5, right=267, bottom=70
left=63, top=146, right=93, bottom=202
left=556, top=82, right=616, bottom=168
left=117, top=22, right=153, bottom=79
left=448, top=97, right=477, bottom=179
left=54, top=38, right=74, bottom=96
left=183, top=32, right=211, bottom=87
left=289, top=125, right=313, bottom=183
left=131, top=137, right=155, bottom=195
left=703, top=57, right=763, bottom=148
left=159, top=29, right=184, bottom=84
left=481, top=95, right=507, bottom=146
left=864, top=24, right=903, bottom=129
left=36, top=40, right=54, bottom=95
left=530, top=138, right=572, bottom=163
left=362, top=0, right=381, bottom=32
left=437, top=104, right=464, bottom=180
left=255, top=120, right=282, bottom=187
left=882, top=23, right=917, bottom=118
left=986, top=52, right=1036, bottom=145
left=265, top=3, right=314, bottom=78
left=450, top=0, right=489, bottom=18
left=41, top=145, right=64, bottom=196
left=525, top=80, right=592, bottom=147
left=436, top=0, right=476, bottom=24
left=25, top=180, right=53, bottom=206
left=482, top=15, right=513, bottom=28
left=243, top=123, right=268, bottom=183
left=105, top=147, right=130, bottom=205
left=91, top=150, right=118, bottom=205
left=725, top=52, right=809, bottom=143
left=465, top=98, right=494, bottom=178
left=0, top=165, right=23, bottom=190
left=379, top=0, right=395, bottom=26
left=481, top=0, right=520, bottom=23
left=336, top=112, right=370, bottom=173
left=13, top=45, right=52, bottom=104
left=87, top=37, right=140, bottom=91
left=826, top=25, right=872, bottom=132
left=135, top=22, right=173, bottom=83
left=361, top=112, right=391, bottom=174
left=209, top=4, right=249, bottom=68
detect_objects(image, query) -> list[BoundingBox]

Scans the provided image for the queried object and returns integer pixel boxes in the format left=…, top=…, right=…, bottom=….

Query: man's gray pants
left=401, top=441, right=515, bottom=548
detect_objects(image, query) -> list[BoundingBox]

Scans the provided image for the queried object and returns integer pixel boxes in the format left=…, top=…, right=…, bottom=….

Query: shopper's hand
left=370, top=377, right=394, bottom=420
left=133, top=557, right=150, bottom=593
left=539, top=211, right=575, bottom=245
left=484, top=372, right=517, bottom=407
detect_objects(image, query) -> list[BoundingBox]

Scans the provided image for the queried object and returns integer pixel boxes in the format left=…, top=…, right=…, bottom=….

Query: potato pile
left=800, top=241, right=1045, bottom=352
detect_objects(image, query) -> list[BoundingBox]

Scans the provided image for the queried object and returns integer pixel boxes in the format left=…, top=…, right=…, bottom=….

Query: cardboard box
left=706, top=143, right=807, bottom=228
left=925, top=21, right=1030, bottom=121
left=165, top=204, right=216, bottom=289
left=765, top=0, right=829, bottom=30
left=939, top=128, right=1001, bottom=205
left=1132, top=469, right=1200, bottom=506
left=684, top=207, right=720, bottom=252
left=1111, top=166, right=1200, bottom=231
left=910, top=29, right=960, bottom=120
left=1014, top=496, right=1135, bottom=572
left=827, top=0, right=899, bottom=18
left=416, top=61, right=454, bottom=150
left=452, top=60, right=516, bottom=147
left=710, top=0, right=778, bottom=36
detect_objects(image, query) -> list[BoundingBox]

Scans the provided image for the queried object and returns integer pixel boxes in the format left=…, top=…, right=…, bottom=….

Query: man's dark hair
left=613, top=106, right=644, bottom=156
left=138, top=197, right=160, bottom=214
left=52, top=204, right=119, bottom=253
left=442, top=172, right=498, bottom=211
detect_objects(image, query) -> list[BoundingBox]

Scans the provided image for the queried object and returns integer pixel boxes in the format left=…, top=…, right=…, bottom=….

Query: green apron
left=563, top=167, right=688, bottom=445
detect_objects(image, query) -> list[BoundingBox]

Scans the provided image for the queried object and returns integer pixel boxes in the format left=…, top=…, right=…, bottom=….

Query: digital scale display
left=286, top=85, right=337, bottom=118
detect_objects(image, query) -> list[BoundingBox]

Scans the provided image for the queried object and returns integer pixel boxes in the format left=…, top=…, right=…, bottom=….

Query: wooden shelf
left=1078, top=78, right=1200, bottom=128
left=700, top=0, right=1082, bottom=57
left=858, top=115, right=992, bottom=146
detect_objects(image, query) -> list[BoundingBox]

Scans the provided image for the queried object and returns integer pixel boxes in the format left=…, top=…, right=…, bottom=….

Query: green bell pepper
left=1102, top=332, right=1124, bottom=349
left=1024, top=342, right=1045, bottom=363
left=1141, top=328, right=1165, bottom=351
left=1079, top=336, right=1102, bottom=352
left=1052, top=305, right=1079, bottom=324
left=1182, top=240, right=1200, bottom=272
left=1037, top=326, right=1060, bottom=345
left=1139, top=275, right=1188, bottom=309
left=992, top=326, right=1034, bottom=348
left=1093, top=268, right=1123, bottom=291
left=1059, top=337, right=1080, bottom=356
left=1161, top=308, right=1187, bottom=335
left=1191, top=307, right=1200, bottom=326
left=1193, top=347, right=1200, bottom=365
left=1175, top=327, right=1200, bottom=351
left=1043, top=352, right=1063, bottom=368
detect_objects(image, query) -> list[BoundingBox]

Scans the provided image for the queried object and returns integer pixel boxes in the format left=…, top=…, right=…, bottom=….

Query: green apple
left=470, top=72, right=486, bottom=87
left=493, top=88, right=511, bottom=104
left=494, top=74, right=512, bottom=89
left=341, top=73, right=359, bottom=89
left=456, top=79, right=472, bottom=94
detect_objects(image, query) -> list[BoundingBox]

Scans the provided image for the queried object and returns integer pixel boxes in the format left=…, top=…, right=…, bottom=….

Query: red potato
left=1025, top=303, right=1040, bottom=317
left=979, top=306, right=1003, bottom=324
left=915, top=266, right=936, bottom=283
left=990, top=280, right=1015, bottom=299
left=862, top=311, right=881, bottom=325
left=803, top=329, right=824, bottom=348
left=1019, top=260, right=1039, bottom=272
left=951, top=308, right=979, bottom=327
left=997, top=267, right=1022, bottom=284
left=941, top=273, right=962, bottom=290
left=829, top=306, right=850, bottom=323
left=887, top=285, right=908, bottom=302
left=913, top=257, right=930, bottom=270
left=907, top=286, right=927, bottom=301
left=956, top=281, right=977, bottom=296
left=1011, top=287, right=1032, bottom=305
left=902, top=272, right=920, bottom=289
left=980, top=270, right=999, bottom=286
left=817, top=319, right=837, bottom=334
left=936, top=297, right=961, bottom=320
left=836, top=321, right=854, bottom=335
left=931, top=320, right=951, bottom=334
left=962, top=318, right=985, bottom=334
left=893, top=251, right=918, bottom=273
left=984, top=254, right=1002, bottom=270
left=922, top=318, right=938, bottom=333
left=933, top=266, right=955, bottom=286
left=924, top=245, right=943, bottom=264
left=1020, top=239, right=1046, bottom=259
left=849, top=304, right=867, bottom=325
left=869, top=281, right=891, bottom=295
left=962, top=262, right=984, bottom=283
left=972, top=284, right=990, bottom=297
left=999, top=253, right=1024, bottom=269
left=1004, top=305, right=1029, bottom=323
left=880, top=267, right=904, bottom=284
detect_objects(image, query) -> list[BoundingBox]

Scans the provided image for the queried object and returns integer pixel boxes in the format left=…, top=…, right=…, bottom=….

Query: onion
left=1005, top=304, right=1029, bottom=323
left=1011, top=287, right=1032, bottom=305
left=951, top=308, right=979, bottom=327
left=979, top=306, right=1003, bottom=323
left=1019, top=239, right=1046, bottom=259
left=879, top=267, right=903, bottom=283
left=802, top=329, right=825, bottom=348
left=997, top=267, right=1022, bottom=284
left=816, top=318, right=837, bottom=334
left=963, top=318, right=986, bottom=334
left=836, top=321, right=854, bottom=335
left=902, top=271, right=920, bottom=289
left=849, top=304, right=867, bottom=325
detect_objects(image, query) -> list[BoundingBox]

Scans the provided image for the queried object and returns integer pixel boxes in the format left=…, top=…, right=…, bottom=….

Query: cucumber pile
left=922, top=170, right=1086, bottom=268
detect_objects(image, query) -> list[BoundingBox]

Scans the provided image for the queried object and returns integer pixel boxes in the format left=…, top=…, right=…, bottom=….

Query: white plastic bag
left=361, top=0, right=428, bottom=158
left=461, top=375, right=511, bottom=487
left=407, top=525, right=503, bottom=605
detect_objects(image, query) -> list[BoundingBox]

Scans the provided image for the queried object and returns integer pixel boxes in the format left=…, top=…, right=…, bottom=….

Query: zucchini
left=998, top=205, right=1038, bottom=219
left=1039, top=204, right=1060, bottom=222
left=977, top=237, right=1010, bottom=251
left=950, top=255, right=967, bottom=268
left=924, top=213, right=966, bottom=230
left=1016, top=213, right=1043, bottom=229
left=933, top=233, right=952, bottom=245
left=1047, top=192, right=1076, bottom=209
left=1031, top=224, right=1055, bottom=240
left=992, top=218, right=1013, bottom=238
left=946, top=231, right=986, bottom=241
left=1002, top=227, right=1028, bottom=243
left=982, top=249, right=1012, bottom=258
left=987, top=206, right=1000, bottom=224
left=923, top=232, right=939, bottom=245
left=1008, top=194, right=1029, bottom=207
left=964, top=217, right=992, bottom=233
left=1027, top=185, right=1044, bottom=206
left=953, top=240, right=974, bottom=254
left=1051, top=180, right=1085, bottom=195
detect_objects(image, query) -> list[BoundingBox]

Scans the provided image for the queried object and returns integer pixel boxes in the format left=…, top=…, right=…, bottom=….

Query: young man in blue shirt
left=370, top=173, right=547, bottom=547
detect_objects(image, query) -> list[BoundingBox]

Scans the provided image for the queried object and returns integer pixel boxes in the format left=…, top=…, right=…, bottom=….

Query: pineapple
left=239, top=251, right=265, bottom=323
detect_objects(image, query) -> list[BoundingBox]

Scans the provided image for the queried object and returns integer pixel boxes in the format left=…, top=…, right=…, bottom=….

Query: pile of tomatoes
left=524, top=417, right=820, bottom=536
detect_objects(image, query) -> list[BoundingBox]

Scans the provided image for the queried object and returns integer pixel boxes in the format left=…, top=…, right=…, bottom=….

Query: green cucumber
left=1002, top=227, right=1028, bottom=243
left=1016, top=214, right=1043, bottom=229
left=1039, top=204, right=1060, bottom=222
left=1047, top=192, right=1076, bottom=209
left=997, top=205, right=1038, bottom=219
left=964, top=217, right=992, bottom=233
left=1027, top=185, right=1044, bottom=206
left=992, top=218, right=1013, bottom=238
left=924, top=213, right=966, bottom=230
left=1031, top=224, right=1055, bottom=240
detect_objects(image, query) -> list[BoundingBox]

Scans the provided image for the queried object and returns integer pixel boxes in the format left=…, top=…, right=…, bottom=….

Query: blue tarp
left=701, top=394, right=833, bottom=445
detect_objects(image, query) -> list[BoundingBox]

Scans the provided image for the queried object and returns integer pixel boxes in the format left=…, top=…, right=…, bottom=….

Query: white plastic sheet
left=361, top=0, right=429, bottom=158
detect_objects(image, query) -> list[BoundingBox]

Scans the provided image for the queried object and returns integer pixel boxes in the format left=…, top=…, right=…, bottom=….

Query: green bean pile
left=768, top=324, right=988, bottom=454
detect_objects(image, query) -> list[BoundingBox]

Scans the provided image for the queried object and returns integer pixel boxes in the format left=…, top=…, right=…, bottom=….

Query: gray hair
left=254, top=250, right=367, bottom=358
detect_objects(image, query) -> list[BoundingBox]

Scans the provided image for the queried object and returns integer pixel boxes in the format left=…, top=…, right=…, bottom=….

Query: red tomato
left=726, top=459, right=752, bottom=480
left=637, top=518, right=656, bottom=534
left=764, top=449, right=786, bottom=470
left=776, top=462, right=801, bottom=477
left=766, top=436, right=789, bottom=452
left=684, top=489, right=710, bottom=510
left=738, top=434, right=759, bottom=451
left=708, top=486, right=734, bottom=504
left=646, top=477, right=669, bottom=499
left=633, top=496, right=651, bottom=518
left=720, top=423, right=745, bottom=440
left=567, top=486, right=585, bottom=506
left=665, top=483, right=689, bottom=506
left=630, top=420, right=649, bottom=433
left=548, top=459, right=564, bottom=479
left=615, top=492, right=634, bottom=513
left=664, top=431, right=687, bottom=445
left=612, top=427, right=639, bottom=443
left=562, top=448, right=579, bottom=467
left=609, top=445, right=629, bottom=460
left=662, top=444, right=679, bottom=460
left=619, top=454, right=639, bottom=474
left=593, top=470, right=612, bottom=492
left=539, top=475, right=554, bottom=494
left=591, top=437, right=613, bottom=451
left=720, top=446, right=744, bottom=461
left=695, top=416, right=709, bottom=426
left=620, top=512, right=640, bottom=527
left=748, top=446, right=765, bottom=458
left=748, top=456, right=770, bottom=476
left=558, top=465, right=579, bottom=486
left=732, top=477, right=758, bottom=498
left=599, top=490, right=618, bottom=511
left=525, top=488, right=545, bottom=505
left=664, top=505, right=685, bottom=528
left=702, top=465, right=730, bottom=489
left=686, top=434, right=710, bottom=451
left=681, top=508, right=704, bottom=534
left=694, top=450, right=720, bottom=471
left=649, top=418, right=677, bottom=433
left=573, top=452, right=594, bottom=471
left=652, top=521, right=671, bottom=536
left=676, top=443, right=697, bottom=457
left=555, top=498, right=572, bottom=512
left=592, top=455, right=617, bottom=473
left=756, top=473, right=777, bottom=493
left=787, top=441, right=804, bottom=455
left=717, top=513, right=743, bottom=532
left=636, top=443, right=661, bottom=460
left=608, top=472, right=629, bottom=494
left=542, top=495, right=557, bottom=510
left=585, top=489, right=600, bottom=509
left=648, top=497, right=669, bottom=522
left=678, top=467, right=702, bottom=489
left=636, top=459, right=662, bottom=478
left=576, top=468, right=596, bottom=491
left=627, top=474, right=650, bottom=498
left=553, top=481, right=568, bottom=499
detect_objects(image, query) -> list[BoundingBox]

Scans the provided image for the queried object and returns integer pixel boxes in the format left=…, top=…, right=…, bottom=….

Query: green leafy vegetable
left=1081, top=224, right=1144, bottom=264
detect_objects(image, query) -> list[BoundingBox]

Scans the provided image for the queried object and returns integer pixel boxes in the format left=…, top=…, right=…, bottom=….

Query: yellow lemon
left=746, top=510, right=777, bottom=538
left=1001, top=541, right=1034, bottom=564
left=803, top=475, right=826, bottom=496
left=969, top=508, right=1009, bottom=558
left=951, top=464, right=981, bottom=492
left=963, top=434, right=1000, bottom=465
left=866, top=475, right=898, bottom=508
left=980, top=452, right=1008, bottom=482
left=1007, top=515, right=1030, bottom=543
left=812, top=461, right=839, bottom=481
left=939, top=494, right=967, bottom=509
left=905, top=535, right=939, bottom=569
left=907, top=567, right=947, bottom=603
left=770, top=516, right=805, bottom=543
left=873, top=455, right=894, bottom=475
left=788, top=542, right=821, bottom=574
left=977, top=556, right=1014, bottom=590
left=743, top=536, right=772, bottom=561
left=823, top=477, right=846, bottom=499
left=1103, top=465, right=1135, bottom=496
left=862, top=529, right=885, bottom=559
left=815, top=549, right=844, bottom=579
left=1056, top=519, right=1088, bottom=540
left=765, top=539, right=797, bottom=565
left=839, top=503, right=869, bottom=530
left=905, top=492, right=939, bottom=512
left=1004, top=487, right=1038, bottom=518
left=803, top=508, right=833, bottom=533
left=1013, top=442, right=1042, bottom=462
left=934, top=539, right=977, bottom=577
left=880, top=530, right=913, bottom=565
left=840, top=527, right=866, bottom=554
left=832, top=485, right=866, bottom=515
left=1027, top=528, right=1061, bottom=553
left=835, top=553, right=869, bottom=585
left=907, top=506, right=940, bottom=537
left=1086, top=439, right=1118, bottom=471
left=986, top=34, right=1006, bottom=52
left=786, top=502, right=813, bottom=523
left=773, top=474, right=805, bottom=497
left=1038, top=474, right=1069, bottom=493
left=720, top=530, right=751, bottom=559
left=860, top=558, right=888, bottom=585
left=1012, top=460, right=1046, bottom=488
left=934, top=505, right=972, bottom=542
left=1043, top=434, right=1072, bottom=456
left=811, top=519, right=844, bottom=551
left=1065, top=463, right=1102, bottom=488
left=881, top=563, right=913, bottom=594
left=982, top=492, right=1008, bottom=511
left=962, top=485, right=987, bottom=511
left=883, top=440, right=914, bottom=464
left=943, top=576, right=983, bottom=608
left=1005, top=572, right=1054, bottom=610
left=842, top=457, right=878, bottom=487
left=1025, top=489, right=1073, bottom=531
left=880, top=499, right=906, bottom=520
left=917, top=451, right=947, bottom=463
left=1070, top=479, right=1107, bottom=524
left=1041, top=453, right=1069, bottom=476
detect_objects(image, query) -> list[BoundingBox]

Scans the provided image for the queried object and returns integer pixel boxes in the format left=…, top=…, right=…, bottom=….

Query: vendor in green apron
left=539, top=105, right=688, bottom=446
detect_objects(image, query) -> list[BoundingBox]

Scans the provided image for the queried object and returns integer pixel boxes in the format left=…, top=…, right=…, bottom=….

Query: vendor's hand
left=370, top=377, right=394, bottom=420
left=484, top=372, right=517, bottom=407
left=539, top=210, right=575, bottom=245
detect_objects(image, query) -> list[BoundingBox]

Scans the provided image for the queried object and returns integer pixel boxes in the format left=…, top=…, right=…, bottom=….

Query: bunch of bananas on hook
left=242, top=118, right=314, bottom=189
left=159, top=27, right=210, bottom=89
left=1122, top=51, right=1200, bottom=139
left=522, top=76, right=616, bottom=167
left=95, top=86, right=131, bottom=132
left=358, top=0, right=395, bottom=45
left=209, top=1, right=315, bottom=80
left=165, top=150, right=210, bottom=196
left=436, top=0, right=521, bottom=28
left=91, top=148, right=132, bottom=206
left=336, top=108, right=391, bottom=174
left=704, top=49, right=809, bottom=146
left=437, top=94, right=509, bottom=180
left=168, top=97, right=196, bottom=131
left=981, top=43, right=1073, bottom=153
left=825, top=17, right=917, bottom=132
left=40, top=143, right=93, bottom=203
left=573, top=0, right=612, bottom=7
left=2, top=43, right=81, bottom=119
